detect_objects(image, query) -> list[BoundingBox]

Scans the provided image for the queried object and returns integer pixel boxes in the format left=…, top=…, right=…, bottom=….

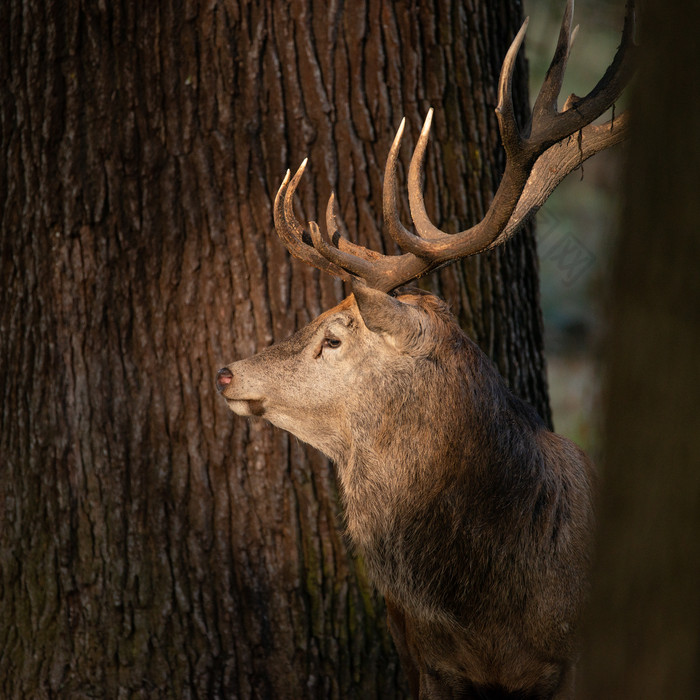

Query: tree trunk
left=578, top=1, right=700, bottom=697
left=0, top=1, right=544, bottom=697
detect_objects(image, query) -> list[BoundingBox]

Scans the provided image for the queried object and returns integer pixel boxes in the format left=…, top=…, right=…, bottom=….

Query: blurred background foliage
left=524, top=0, right=627, bottom=455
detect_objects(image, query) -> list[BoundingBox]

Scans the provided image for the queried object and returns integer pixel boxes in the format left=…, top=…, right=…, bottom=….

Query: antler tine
left=307, top=194, right=381, bottom=279
left=274, top=162, right=351, bottom=281
left=496, top=17, right=530, bottom=158
left=383, top=110, right=451, bottom=258
left=284, top=159, right=310, bottom=245
left=308, top=219, right=380, bottom=282
left=326, top=192, right=386, bottom=262
left=531, top=0, right=575, bottom=127
left=383, top=118, right=431, bottom=254
left=406, top=109, right=451, bottom=248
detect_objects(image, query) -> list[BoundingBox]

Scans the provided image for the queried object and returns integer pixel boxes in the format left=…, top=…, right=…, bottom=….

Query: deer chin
left=226, top=398, right=266, bottom=417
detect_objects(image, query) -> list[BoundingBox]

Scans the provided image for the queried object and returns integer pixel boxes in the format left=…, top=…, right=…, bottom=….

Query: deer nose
left=216, top=367, right=233, bottom=393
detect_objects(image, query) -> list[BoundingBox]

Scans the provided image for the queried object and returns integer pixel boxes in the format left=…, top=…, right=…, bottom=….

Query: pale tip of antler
left=497, top=17, right=529, bottom=113
left=570, top=24, right=580, bottom=51
left=517, top=16, right=530, bottom=43
left=276, top=169, right=291, bottom=202
left=388, top=118, right=407, bottom=159
left=326, top=192, right=339, bottom=243
left=308, top=219, right=330, bottom=250
left=393, top=117, right=406, bottom=145
left=291, top=158, right=309, bottom=187
left=421, top=108, right=434, bottom=138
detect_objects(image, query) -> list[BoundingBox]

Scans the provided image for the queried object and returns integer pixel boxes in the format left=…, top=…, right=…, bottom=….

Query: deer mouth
left=225, top=397, right=266, bottom=417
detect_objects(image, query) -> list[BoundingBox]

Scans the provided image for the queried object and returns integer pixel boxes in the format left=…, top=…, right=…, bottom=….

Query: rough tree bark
left=0, top=0, right=544, bottom=697
left=578, top=1, right=700, bottom=697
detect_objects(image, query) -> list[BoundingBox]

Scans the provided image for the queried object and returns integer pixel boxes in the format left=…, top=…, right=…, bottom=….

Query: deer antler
left=273, top=0, right=637, bottom=293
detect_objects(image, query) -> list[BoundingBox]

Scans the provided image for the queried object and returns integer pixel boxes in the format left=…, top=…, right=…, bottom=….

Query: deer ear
left=351, top=280, right=425, bottom=350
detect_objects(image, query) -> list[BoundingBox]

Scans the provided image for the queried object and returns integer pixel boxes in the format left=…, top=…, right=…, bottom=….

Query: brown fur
left=219, top=289, right=593, bottom=699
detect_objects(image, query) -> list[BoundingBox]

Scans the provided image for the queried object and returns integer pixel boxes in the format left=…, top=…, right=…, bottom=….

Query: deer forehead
left=320, top=311, right=356, bottom=335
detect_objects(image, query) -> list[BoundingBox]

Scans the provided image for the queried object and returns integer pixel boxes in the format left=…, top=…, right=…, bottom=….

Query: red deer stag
left=217, top=1, right=635, bottom=697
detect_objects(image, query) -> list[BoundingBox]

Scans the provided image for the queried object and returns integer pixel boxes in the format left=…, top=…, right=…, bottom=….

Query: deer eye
left=323, top=337, right=341, bottom=349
